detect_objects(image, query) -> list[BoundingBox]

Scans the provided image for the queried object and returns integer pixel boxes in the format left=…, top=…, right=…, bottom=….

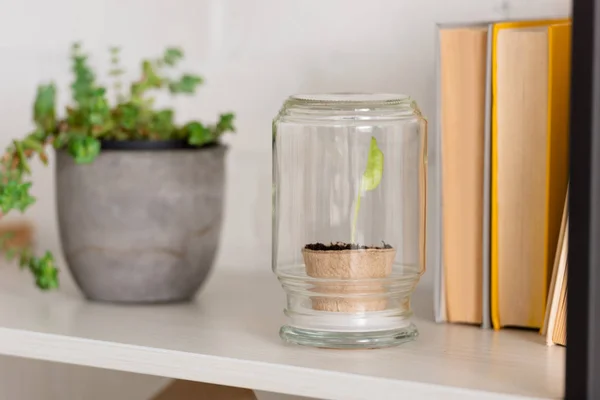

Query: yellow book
left=491, top=19, right=571, bottom=330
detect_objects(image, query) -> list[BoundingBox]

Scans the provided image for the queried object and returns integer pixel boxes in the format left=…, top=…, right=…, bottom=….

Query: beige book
left=439, top=27, right=488, bottom=324
left=495, top=27, right=550, bottom=328
left=542, top=189, right=568, bottom=341
left=552, top=268, right=567, bottom=346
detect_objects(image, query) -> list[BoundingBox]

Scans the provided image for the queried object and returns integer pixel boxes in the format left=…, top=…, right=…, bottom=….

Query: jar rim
left=278, top=92, right=421, bottom=122
left=288, top=92, right=411, bottom=106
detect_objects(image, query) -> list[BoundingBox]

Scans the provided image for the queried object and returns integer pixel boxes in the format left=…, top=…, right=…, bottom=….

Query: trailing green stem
left=351, top=191, right=362, bottom=243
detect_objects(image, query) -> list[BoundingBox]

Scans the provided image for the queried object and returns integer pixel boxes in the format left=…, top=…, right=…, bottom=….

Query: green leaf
left=115, top=102, right=140, bottom=130
left=168, top=74, right=203, bottom=94
left=13, top=140, right=30, bottom=174
left=19, top=248, right=31, bottom=269
left=30, top=251, right=59, bottom=290
left=86, top=90, right=111, bottom=135
left=53, top=132, right=72, bottom=149
left=22, top=138, right=44, bottom=152
left=360, top=137, right=384, bottom=192
left=0, top=181, right=35, bottom=214
left=38, top=150, right=49, bottom=166
left=30, top=129, right=47, bottom=140
left=33, top=84, right=56, bottom=132
left=216, top=112, right=235, bottom=133
left=163, top=47, right=184, bottom=66
left=68, top=136, right=100, bottom=164
left=70, top=43, right=98, bottom=107
left=150, top=109, right=175, bottom=138
left=22, top=137, right=46, bottom=166
left=142, top=60, right=162, bottom=88
left=26, top=129, right=47, bottom=142
left=186, top=122, right=212, bottom=146
left=351, top=136, right=384, bottom=243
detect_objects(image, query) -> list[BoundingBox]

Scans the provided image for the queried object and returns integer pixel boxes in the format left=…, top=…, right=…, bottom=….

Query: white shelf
left=0, top=264, right=564, bottom=400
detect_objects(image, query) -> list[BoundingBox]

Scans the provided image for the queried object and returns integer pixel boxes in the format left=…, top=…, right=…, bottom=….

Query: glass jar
left=272, top=93, right=427, bottom=349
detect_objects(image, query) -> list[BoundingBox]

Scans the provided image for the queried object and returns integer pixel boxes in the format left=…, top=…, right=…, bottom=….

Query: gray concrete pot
left=56, top=141, right=226, bottom=303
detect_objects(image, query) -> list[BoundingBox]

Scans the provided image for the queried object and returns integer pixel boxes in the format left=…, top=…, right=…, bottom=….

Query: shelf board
left=0, top=264, right=564, bottom=400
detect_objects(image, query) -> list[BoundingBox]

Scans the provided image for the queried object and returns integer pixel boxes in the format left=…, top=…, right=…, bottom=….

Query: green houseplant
left=0, top=43, right=235, bottom=299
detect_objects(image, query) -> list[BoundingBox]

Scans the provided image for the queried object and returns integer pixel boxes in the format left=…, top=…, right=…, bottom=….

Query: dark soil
left=304, top=242, right=393, bottom=251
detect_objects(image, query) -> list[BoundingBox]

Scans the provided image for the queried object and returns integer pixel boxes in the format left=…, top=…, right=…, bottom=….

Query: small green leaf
left=70, top=43, right=99, bottom=108
left=19, top=249, right=31, bottom=269
left=22, top=138, right=44, bottom=153
left=30, top=251, right=59, bottom=290
left=38, top=150, right=49, bottom=166
left=53, top=132, right=71, bottom=149
left=27, top=129, right=47, bottom=142
left=360, top=137, right=384, bottom=192
left=163, top=47, right=184, bottom=66
left=0, top=181, right=35, bottom=214
left=142, top=60, right=162, bottom=88
left=13, top=140, right=30, bottom=174
left=186, top=122, right=212, bottom=146
left=33, top=84, right=56, bottom=132
left=150, top=109, right=175, bottom=138
left=116, top=103, right=140, bottom=130
left=68, top=136, right=100, bottom=164
left=216, top=113, right=235, bottom=133
left=351, top=136, right=384, bottom=243
left=168, top=74, right=203, bottom=94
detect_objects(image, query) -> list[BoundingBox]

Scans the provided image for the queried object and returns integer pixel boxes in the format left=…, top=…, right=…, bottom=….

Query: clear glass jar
left=272, top=93, right=427, bottom=349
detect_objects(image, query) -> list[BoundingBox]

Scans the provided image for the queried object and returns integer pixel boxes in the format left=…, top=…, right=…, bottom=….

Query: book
left=436, top=24, right=491, bottom=326
left=434, top=18, right=570, bottom=329
left=491, top=20, right=571, bottom=330
left=552, top=268, right=567, bottom=346
left=542, top=187, right=568, bottom=346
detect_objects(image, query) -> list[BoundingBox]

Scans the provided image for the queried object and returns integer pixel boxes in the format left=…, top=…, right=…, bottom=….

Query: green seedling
left=351, top=136, right=384, bottom=244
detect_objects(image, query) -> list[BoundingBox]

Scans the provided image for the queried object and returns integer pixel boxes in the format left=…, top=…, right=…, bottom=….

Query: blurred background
left=0, top=0, right=570, bottom=399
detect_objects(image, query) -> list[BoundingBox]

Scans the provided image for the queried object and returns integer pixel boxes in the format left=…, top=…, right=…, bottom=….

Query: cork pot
left=302, top=247, right=395, bottom=312
left=56, top=141, right=226, bottom=303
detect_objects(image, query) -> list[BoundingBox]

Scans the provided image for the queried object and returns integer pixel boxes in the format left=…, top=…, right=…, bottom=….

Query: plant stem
left=351, top=186, right=362, bottom=244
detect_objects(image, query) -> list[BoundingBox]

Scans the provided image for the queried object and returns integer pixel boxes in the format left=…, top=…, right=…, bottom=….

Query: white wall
left=0, top=0, right=570, bottom=399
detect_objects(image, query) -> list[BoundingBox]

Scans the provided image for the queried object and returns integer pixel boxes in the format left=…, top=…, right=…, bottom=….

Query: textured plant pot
left=302, top=247, right=395, bottom=312
left=56, top=141, right=226, bottom=303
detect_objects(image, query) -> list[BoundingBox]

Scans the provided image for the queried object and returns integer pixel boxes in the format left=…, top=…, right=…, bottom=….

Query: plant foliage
left=0, top=43, right=236, bottom=289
